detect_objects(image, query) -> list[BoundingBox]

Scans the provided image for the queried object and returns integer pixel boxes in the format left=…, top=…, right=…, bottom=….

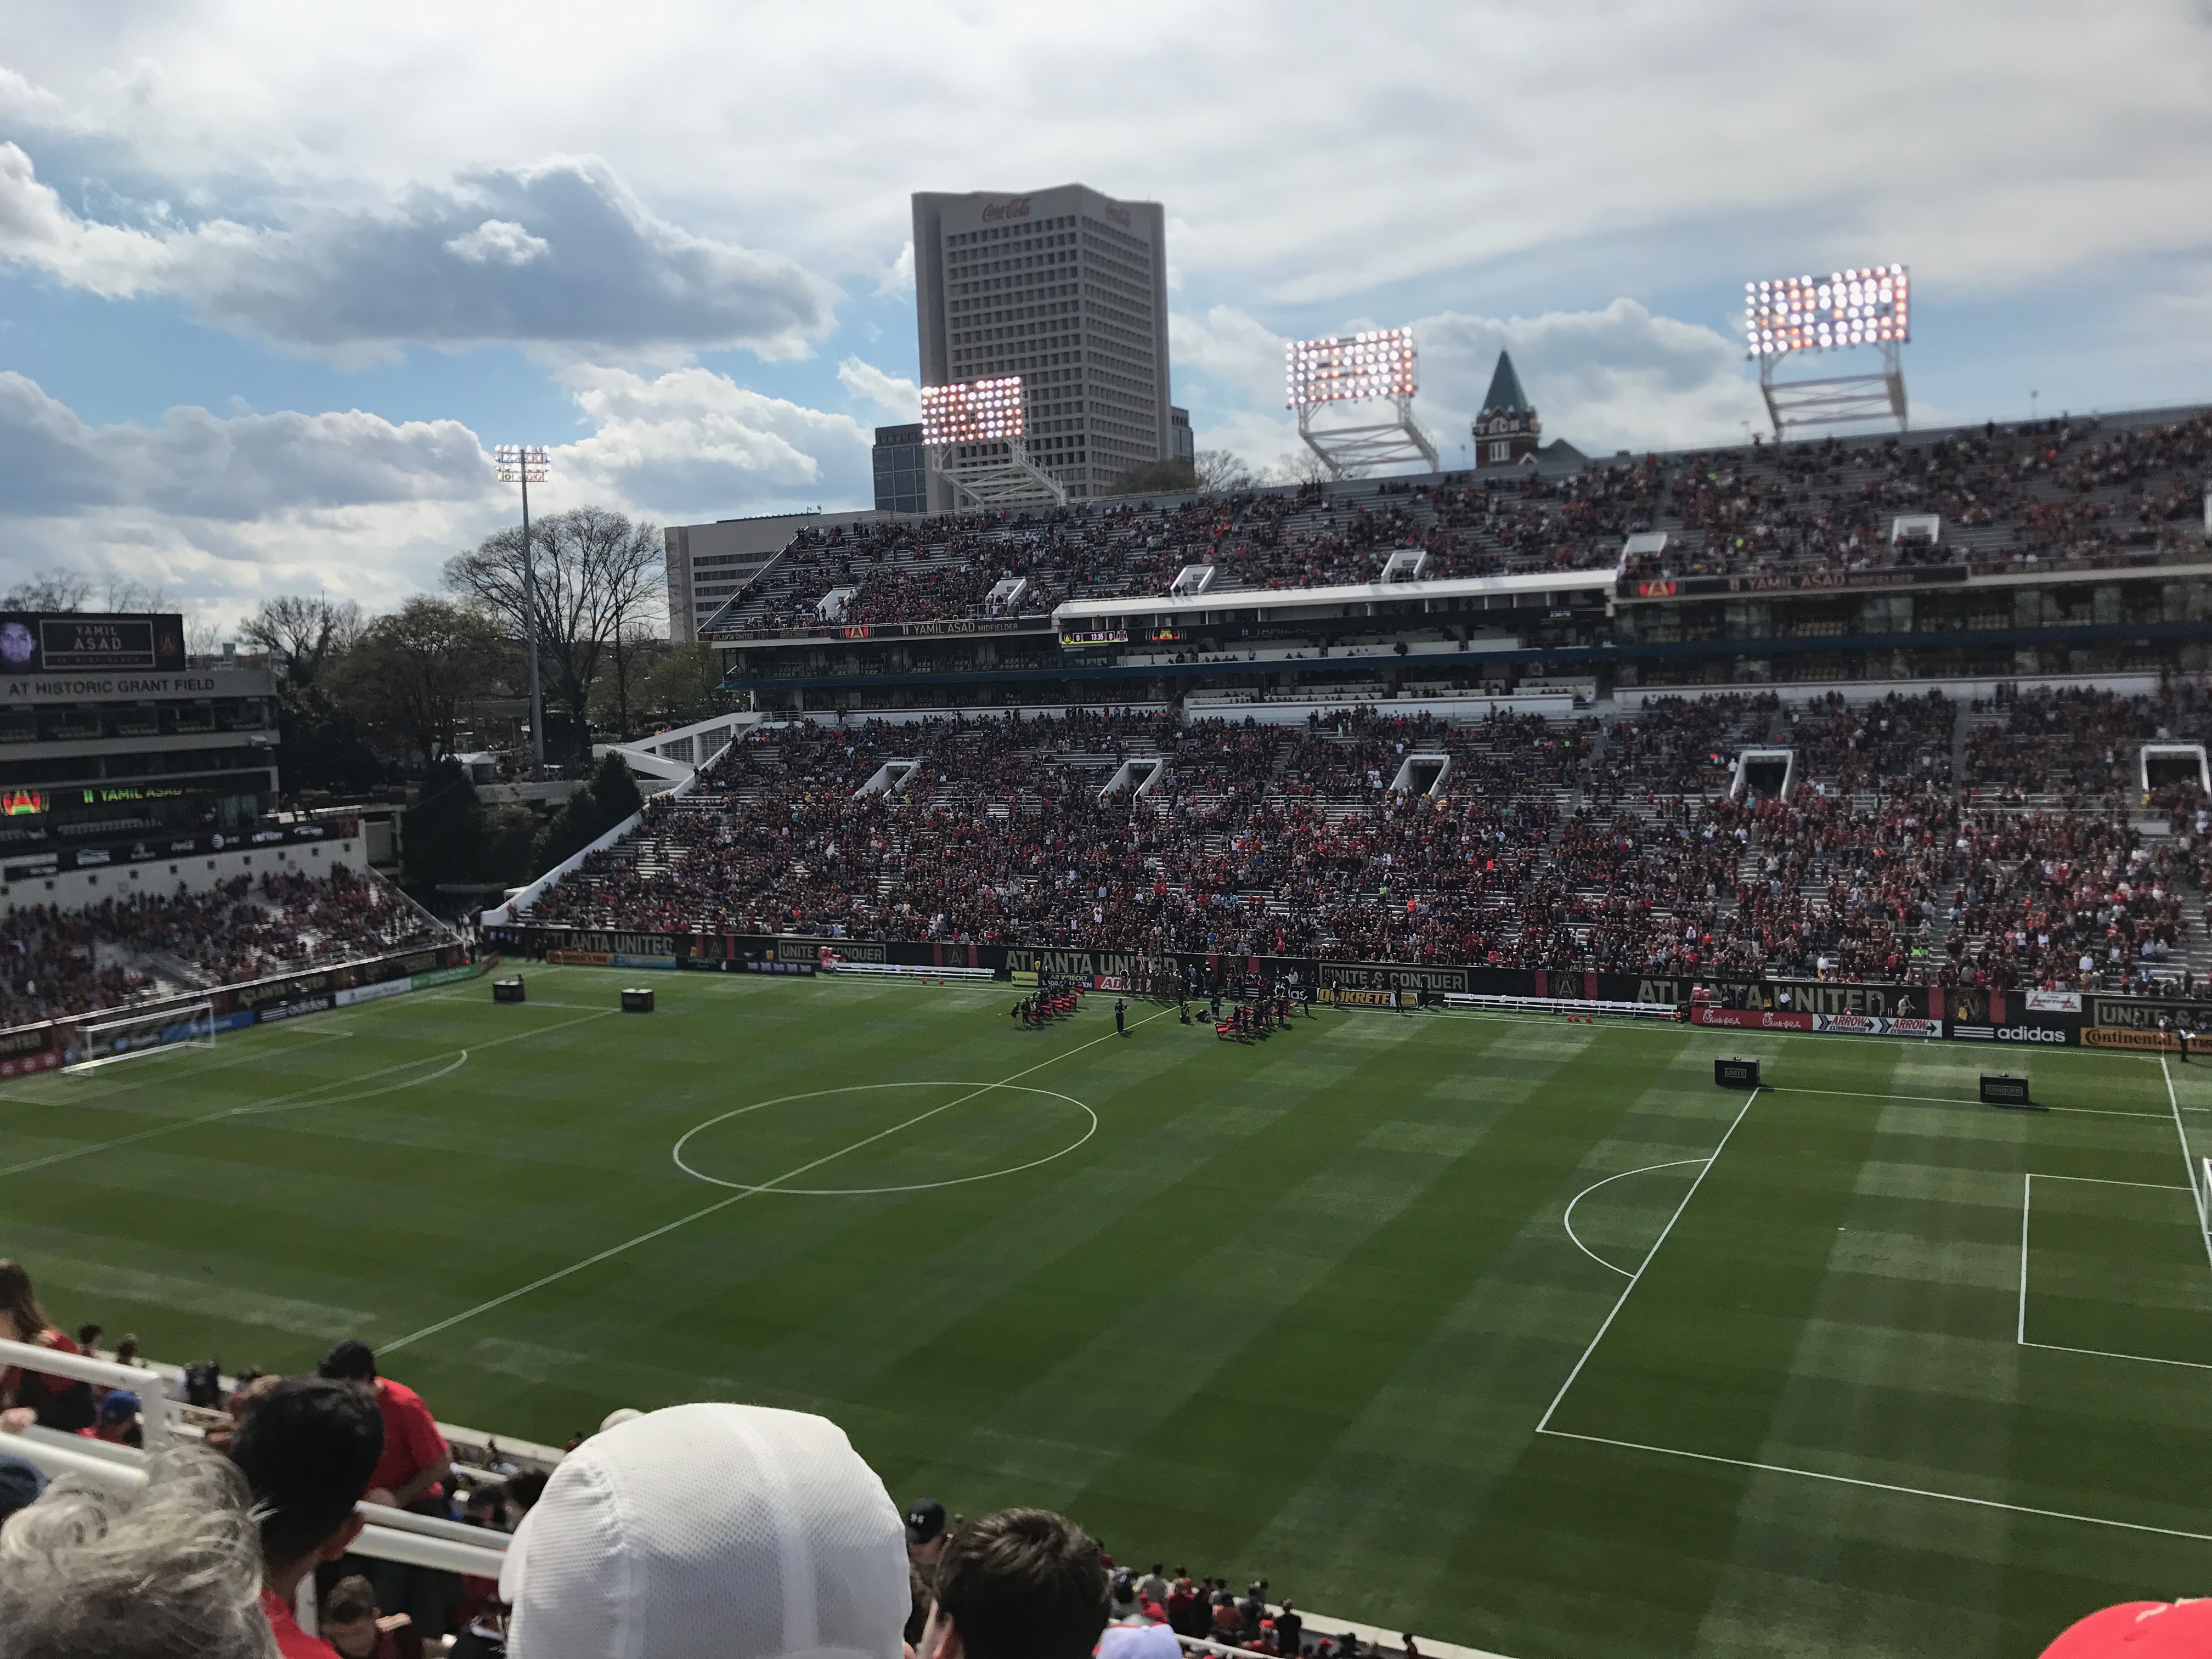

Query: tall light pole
left=494, top=445, right=549, bottom=772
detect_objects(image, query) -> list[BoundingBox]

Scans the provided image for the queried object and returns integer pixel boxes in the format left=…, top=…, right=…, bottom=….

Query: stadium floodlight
left=1282, top=328, right=1438, bottom=479
left=1286, top=329, right=1421, bottom=408
left=1742, top=264, right=1910, bottom=438
left=1745, top=265, right=1909, bottom=358
left=917, top=377, right=1065, bottom=511
left=494, top=444, right=550, bottom=771
left=919, top=377, right=1029, bottom=446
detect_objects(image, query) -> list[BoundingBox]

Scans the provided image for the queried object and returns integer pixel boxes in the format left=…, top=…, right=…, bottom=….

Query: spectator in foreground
left=500, top=1402, right=907, bottom=1659
left=0, top=1454, right=44, bottom=1527
left=317, top=1340, right=454, bottom=1641
left=907, top=1496, right=950, bottom=1568
left=918, top=1508, right=1109, bottom=1659
left=2042, top=1600, right=2212, bottom=1658
left=229, top=1375, right=386, bottom=1659
left=0, top=1260, right=95, bottom=1432
left=0, top=1447, right=273, bottom=1659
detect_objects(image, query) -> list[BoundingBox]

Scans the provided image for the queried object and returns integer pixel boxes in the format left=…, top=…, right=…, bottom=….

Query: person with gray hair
left=0, top=1446, right=278, bottom=1659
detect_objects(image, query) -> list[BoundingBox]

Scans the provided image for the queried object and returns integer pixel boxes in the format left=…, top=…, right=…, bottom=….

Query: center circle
left=671, top=1081, right=1098, bottom=1197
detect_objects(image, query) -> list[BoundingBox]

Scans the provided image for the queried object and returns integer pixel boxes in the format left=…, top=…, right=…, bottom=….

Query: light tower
left=919, top=376, right=1067, bottom=510
left=1286, top=328, right=1438, bottom=479
left=493, top=443, right=549, bottom=771
left=1746, top=264, right=1910, bottom=438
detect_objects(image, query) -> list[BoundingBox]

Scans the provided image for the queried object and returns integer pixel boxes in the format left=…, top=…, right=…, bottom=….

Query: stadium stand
left=509, top=680, right=2208, bottom=996
left=0, top=865, right=461, bottom=1028
left=708, top=409, right=2212, bottom=635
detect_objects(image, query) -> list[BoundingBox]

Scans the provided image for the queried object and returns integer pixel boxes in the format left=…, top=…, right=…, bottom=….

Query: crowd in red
left=519, top=688, right=2202, bottom=994
left=0, top=867, right=452, bottom=1028
left=714, top=411, right=2212, bottom=637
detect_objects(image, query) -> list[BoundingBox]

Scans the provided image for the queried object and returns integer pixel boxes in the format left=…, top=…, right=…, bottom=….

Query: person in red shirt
left=0, top=1259, right=95, bottom=1432
left=317, top=1340, right=455, bottom=1642
left=230, top=1376, right=386, bottom=1659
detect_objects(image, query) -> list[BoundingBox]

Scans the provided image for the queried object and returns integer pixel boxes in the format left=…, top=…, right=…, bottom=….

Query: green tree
left=330, top=598, right=504, bottom=766
left=402, top=757, right=540, bottom=898
left=637, top=641, right=730, bottom=728
left=274, top=682, right=383, bottom=795
left=532, top=749, right=646, bottom=870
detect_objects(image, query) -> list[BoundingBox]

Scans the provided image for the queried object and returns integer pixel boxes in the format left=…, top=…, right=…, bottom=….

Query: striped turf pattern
left=3, top=967, right=2209, bottom=1659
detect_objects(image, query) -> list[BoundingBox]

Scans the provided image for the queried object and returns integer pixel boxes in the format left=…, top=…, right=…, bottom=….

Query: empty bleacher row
left=711, top=408, right=2212, bottom=635
left=518, top=682, right=2211, bottom=995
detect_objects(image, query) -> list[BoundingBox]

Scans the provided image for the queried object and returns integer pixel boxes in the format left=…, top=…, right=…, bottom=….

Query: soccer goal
left=66, top=1001, right=218, bottom=1073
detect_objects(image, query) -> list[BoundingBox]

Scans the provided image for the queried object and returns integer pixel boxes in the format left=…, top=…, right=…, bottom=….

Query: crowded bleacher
left=709, top=409, right=2212, bottom=636
left=0, top=866, right=459, bottom=1028
left=511, top=680, right=2209, bottom=996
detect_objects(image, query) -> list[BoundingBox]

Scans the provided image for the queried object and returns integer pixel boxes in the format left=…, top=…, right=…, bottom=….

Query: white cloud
left=444, top=218, right=549, bottom=267
left=0, top=144, right=836, bottom=363
left=553, top=365, right=873, bottom=522
left=0, top=365, right=885, bottom=623
left=880, top=239, right=914, bottom=296
left=836, top=356, right=921, bottom=421
left=1173, top=298, right=1764, bottom=471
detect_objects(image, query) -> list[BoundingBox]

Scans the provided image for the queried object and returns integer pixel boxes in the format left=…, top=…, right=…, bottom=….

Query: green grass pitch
left=5, top=967, right=2211, bottom=1659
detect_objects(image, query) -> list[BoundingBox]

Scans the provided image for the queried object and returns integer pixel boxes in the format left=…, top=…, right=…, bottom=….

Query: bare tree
left=2, top=568, right=94, bottom=611
left=1266, top=447, right=1334, bottom=487
left=103, top=575, right=172, bottom=613
left=1194, top=448, right=1259, bottom=494
left=239, top=595, right=364, bottom=686
left=331, top=597, right=503, bottom=766
left=443, top=506, right=665, bottom=753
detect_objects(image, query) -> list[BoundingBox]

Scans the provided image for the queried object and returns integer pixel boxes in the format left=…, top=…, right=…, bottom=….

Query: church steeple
left=1481, top=351, right=1531, bottom=416
left=1471, top=349, right=1541, bottom=467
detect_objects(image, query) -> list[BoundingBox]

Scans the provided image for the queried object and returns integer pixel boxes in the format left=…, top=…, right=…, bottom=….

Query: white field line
left=1536, top=1427, right=2212, bottom=1544
left=0, top=1022, right=356, bottom=1109
left=380, top=1005, right=1174, bottom=1354
left=1533, top=1088, right=1760, bottom=1435
left=2016, top=1172, right=2212, bottom=1370
left=1560, top=1159, right=1712, bottom=1278
left=0, top=1008, right=613, bottom=1179
left=2163, top=1058, right=2212, bottom=1271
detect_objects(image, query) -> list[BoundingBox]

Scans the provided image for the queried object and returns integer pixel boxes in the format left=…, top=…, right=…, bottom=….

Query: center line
left=379, top=1005, right=1172, bottom=1353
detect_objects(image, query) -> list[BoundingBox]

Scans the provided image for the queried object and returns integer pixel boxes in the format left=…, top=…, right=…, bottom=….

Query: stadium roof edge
left=1053, top=566, right=1616, bottom=623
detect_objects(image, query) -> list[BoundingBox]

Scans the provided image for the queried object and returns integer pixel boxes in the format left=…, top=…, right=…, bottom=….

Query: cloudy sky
left=3, top=0, right=2210, bottom=627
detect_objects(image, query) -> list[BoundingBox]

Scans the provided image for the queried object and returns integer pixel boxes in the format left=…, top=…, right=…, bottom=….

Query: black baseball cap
left=904, top=1497, right=946, bottom=1545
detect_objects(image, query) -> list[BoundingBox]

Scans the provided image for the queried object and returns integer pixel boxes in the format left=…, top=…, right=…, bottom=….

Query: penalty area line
left=1535, top=1427, right=2212, bottom=1544
left=1533, top=1088, right=1759, bottom=1435
left=380, top=1005, right=1173, bottom=1355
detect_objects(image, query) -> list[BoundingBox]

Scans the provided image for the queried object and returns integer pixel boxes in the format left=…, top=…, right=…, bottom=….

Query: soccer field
left=4, top=967, right=2210, bottom=1659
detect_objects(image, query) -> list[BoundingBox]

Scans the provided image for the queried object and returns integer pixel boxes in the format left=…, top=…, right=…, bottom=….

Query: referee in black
left=1114, top=996, right=1128, bottom=1037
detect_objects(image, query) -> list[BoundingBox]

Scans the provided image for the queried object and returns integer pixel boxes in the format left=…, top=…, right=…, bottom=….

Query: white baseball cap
left=500, top=1402, right=909, bottom=1659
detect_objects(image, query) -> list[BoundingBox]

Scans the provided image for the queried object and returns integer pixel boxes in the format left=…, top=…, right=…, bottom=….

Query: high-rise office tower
left=912, top=184, right=1171, bottom=507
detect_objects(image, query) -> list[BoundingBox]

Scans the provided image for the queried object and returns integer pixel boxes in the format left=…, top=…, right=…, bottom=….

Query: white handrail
left=0, top=1336, right=172, bottom=1448
left=0, top=1425, right=507, bottom=1577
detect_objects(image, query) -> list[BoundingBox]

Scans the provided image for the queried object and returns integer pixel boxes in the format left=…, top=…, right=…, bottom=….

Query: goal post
left=66, top=1001, right=218, bottom=1073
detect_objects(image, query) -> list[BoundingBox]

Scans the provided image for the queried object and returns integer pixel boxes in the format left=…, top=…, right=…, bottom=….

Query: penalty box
left=1536, top=1086, right=2212, bottom=1537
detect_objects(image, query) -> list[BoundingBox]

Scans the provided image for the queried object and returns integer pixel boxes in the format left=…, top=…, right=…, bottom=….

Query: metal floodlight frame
left=919, top=377, right=1068, bottom=511
left=1744, top=265, right=1910, bottom=438
left=493, top=444, right=550, bottom=770
left=1284, top=329, right=1438, bottom=480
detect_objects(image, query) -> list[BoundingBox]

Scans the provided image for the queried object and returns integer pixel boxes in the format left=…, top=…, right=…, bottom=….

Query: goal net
left=67, top=1001, right=218, bottom=1073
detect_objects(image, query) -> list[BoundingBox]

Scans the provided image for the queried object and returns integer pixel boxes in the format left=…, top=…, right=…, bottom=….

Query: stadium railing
left=1441, top=993, right=1680, bottom=1019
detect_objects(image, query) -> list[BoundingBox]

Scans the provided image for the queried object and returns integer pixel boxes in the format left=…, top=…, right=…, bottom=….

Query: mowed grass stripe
left=1037, top=1025, right=1691, bottom=1619
left=1221, top=1031, right=1746, bottom=1646
left=895, top=1020, right=1591, bottom=1522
